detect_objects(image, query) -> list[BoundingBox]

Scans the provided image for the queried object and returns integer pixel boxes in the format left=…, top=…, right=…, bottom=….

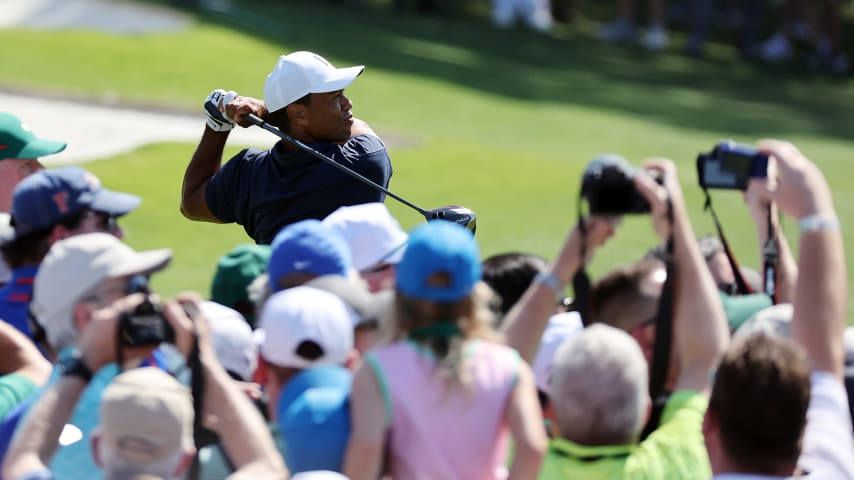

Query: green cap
left=0, top=112, right=66, bottom=161
left=210, top=244, right=271, bottom=326
left=720, top=292, right=773, bottom=330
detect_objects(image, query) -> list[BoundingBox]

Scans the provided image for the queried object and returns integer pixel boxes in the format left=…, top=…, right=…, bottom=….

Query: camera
left=581, top=154, right=658, bottom=215
left=118, top=296, right=175, bottom=347
left=697, top=140, right=768, bottom=190
left=118, top=276, right=175, bottom=347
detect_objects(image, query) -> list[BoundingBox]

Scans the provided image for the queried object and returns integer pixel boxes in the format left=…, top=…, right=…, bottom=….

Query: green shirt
left=539, top=390, right=710, bottom=479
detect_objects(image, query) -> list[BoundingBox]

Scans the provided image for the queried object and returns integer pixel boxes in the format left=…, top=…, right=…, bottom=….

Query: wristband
left=799, top=214, right=840, bottom=234
left=59, top=352, right=94, bottom=383
left=534, top=271, right=565, bottom=301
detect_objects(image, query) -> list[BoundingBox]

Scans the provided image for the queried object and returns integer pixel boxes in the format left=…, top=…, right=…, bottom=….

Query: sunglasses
left=82, top=210, right=120, bottom=233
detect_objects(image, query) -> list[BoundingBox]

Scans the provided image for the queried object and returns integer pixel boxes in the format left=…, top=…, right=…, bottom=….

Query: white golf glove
left=204, top=89, right=238, bottom=132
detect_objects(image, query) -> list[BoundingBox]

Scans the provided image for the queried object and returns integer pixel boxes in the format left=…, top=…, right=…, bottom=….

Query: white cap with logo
left=264, top=51, right=364, bottom=113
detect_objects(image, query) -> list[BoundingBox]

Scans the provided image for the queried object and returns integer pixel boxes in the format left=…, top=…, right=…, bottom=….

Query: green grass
left=3, top=1, right=854, bottom=317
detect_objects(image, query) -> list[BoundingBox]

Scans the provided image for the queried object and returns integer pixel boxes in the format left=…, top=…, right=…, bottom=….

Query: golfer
left=181, top=51, right=393, bottom=244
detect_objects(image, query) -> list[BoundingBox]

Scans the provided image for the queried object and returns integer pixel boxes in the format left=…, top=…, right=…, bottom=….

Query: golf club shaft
left=245, top=113, right=430, bottom=217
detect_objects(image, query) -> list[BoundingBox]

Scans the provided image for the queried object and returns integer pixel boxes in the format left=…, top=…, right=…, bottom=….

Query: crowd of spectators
left=0, top=46, right=852, bottom=480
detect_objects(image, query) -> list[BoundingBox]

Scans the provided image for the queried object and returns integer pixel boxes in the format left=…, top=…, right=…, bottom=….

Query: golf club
left=244, top=113, right=477, bottom=234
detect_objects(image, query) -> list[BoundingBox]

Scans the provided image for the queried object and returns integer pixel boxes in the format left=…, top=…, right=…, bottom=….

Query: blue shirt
left=0, top=265, right=39, bottom=338
left=0, top=349, right=170, bottom=479
left=206, top=134, right=393, bottom=244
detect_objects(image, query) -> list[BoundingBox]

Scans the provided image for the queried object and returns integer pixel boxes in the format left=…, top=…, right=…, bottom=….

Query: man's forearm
left=672, top=206, right=729, bottom=391
left=3, top=376, right=86, bottom=478
left=200, top=353, right=286, bottom=478
left=502, top=227, right=582, bottom=363
left=793, top=226, right=846, bottom=379
left=180, top=127, right=229, bottom=221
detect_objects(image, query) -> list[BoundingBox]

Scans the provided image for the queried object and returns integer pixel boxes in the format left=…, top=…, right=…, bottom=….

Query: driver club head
left=424, top=205, right=477, bottom=235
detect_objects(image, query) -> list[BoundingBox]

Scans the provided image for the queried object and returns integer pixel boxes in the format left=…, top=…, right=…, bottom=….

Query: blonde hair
left=389, top=281, right=498, bottom=387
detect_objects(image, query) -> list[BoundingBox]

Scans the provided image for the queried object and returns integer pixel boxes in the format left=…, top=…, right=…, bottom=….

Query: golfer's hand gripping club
left=204, top=89, right=238, bottom=132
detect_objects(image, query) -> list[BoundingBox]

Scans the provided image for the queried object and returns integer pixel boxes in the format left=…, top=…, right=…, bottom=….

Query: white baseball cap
left=258, top=286, right=355, bottom=369
left=322, top=202, right=408, bottom=271
left=32, top=232, right=172, bottom=351
left=200, top=301, right=258, bottom=381
left=264, top=51, right=364, bottom=113
left=533, top=311, right=583, bottom=394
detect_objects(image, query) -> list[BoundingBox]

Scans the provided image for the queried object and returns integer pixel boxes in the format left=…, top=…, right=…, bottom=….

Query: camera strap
left=572, top=213, right=593, bottom=326
left=762, top=205, right=779, bottom=304
left=702, top=189, right=753, bottom=295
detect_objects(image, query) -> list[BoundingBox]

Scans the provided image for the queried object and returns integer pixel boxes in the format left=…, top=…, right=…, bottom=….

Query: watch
left=59, top=353, right=94, bottom=383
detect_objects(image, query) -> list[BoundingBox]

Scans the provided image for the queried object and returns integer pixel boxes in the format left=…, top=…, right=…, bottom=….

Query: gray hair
left=550, top=323, right=649, bottom=445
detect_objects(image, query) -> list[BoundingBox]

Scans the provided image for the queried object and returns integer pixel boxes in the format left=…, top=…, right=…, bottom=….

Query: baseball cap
left=258, top=286, right=355, bottom=369
left=32, top=232, right=171, bottom=351
left=11, top=166, right=140, bottom=237
left=396, top=221, right=482, bottom=302
left=322, top=202, right=408, bottom=271
left=720, top=292, right=773, bottom=331
left=100, top=367, right=193, bottom=465
left=200, top=301, right=258, bottom=381
left=210, top=243, right=271, bottom=324
left=277, top=366, right=352, bottom=473
left=0, top=112, right=66, bottom=161
left=268, top=220, right=352, bottom=292
left=264, top=51, right=364, bottom=113
left=732, top=303, right=793, bottom=340
left=532, top=311, right=583, bottom=393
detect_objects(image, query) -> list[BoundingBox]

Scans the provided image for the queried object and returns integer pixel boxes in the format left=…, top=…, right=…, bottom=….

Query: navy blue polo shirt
left=206, top=134, right=393, bottom=244
left=0, top=265, right=38, bottom=338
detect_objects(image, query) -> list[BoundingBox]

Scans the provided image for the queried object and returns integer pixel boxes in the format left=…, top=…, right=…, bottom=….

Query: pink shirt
left=366, top=339, right=520, bottom=480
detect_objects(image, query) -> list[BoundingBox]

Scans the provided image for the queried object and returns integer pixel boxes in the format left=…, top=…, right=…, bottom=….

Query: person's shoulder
left=343, top=134, right=387, bottom=156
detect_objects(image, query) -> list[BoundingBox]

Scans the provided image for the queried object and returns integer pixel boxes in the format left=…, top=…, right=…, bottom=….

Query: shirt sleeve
left=205, top=149, right=256, bottom=224
left=797, top=371, right=854, bottom=477
left=0, top=373, right=38, bottom=420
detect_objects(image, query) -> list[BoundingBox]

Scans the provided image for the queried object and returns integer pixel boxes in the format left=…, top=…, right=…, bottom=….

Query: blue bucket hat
left=396, top=220, right=481, bottom=302
left=11, top=166, right=140, bottom=237
left=277, top=365, right=352, bottom=474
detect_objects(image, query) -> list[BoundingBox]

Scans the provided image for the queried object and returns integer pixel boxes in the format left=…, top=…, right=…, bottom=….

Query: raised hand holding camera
left=756, top=140, right=836, bottom=222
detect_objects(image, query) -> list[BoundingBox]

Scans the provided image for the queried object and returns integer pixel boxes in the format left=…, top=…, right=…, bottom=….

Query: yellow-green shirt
left=539, top=390, right=710, bottom=479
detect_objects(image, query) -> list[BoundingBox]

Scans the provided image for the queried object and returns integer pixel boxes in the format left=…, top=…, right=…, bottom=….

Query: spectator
left=502, top=158, right=729, bottom=478
left=598, top=0, right=670, bottom=51
left=0, top=166, right=139, bottom=340
left=3, top=293, right=286, bottom=479
left=210, top=243, right=271, bottom=327
left=181, top=51, right=393, bottom=244
left=0, top=233, right=172, bottom=479
left=322, top=202, right=407, bottom=293
left=344, top=221, right=547, bottom=480
left=0, top=112, right=66, bottom=285
left=491, top=0, right=553, bottom=32
left=199, top=286, right=358, bottom=477
left=481, top=252, right=548, bottom=320
left=703, top=140, right=854, bottom=477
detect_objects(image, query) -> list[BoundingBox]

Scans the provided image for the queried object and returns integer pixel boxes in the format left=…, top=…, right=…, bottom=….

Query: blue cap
left=396, top=220, right=481, bottom=302
left=10, top=166, right=140, bottom=237
left=277, top=366, right=352, bottom=474
left=268, top=220, right=351, bottom=292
